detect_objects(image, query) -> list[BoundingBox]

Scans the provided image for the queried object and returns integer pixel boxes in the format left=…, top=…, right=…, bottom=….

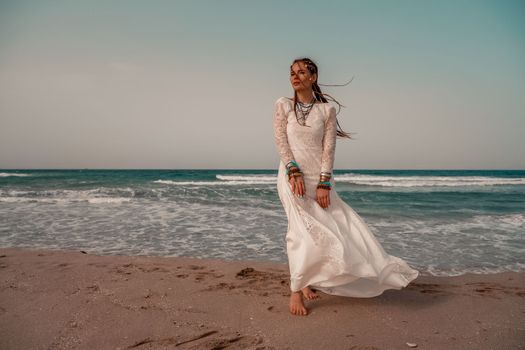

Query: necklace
left=295, top=96, right=316, bottom=126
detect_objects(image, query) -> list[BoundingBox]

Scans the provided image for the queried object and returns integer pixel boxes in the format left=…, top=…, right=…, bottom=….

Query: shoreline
left=0, top=246, right=524, bottom=349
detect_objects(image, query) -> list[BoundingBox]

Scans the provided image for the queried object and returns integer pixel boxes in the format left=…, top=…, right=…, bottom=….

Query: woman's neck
left=295, top=90, right=315, bottom=104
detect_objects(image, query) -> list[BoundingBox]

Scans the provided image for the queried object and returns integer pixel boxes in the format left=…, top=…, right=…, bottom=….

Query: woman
left=273, top=57, right=419, bottom=316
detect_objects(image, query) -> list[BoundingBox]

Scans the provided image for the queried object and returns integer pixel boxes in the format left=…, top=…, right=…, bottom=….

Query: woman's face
left=290, top=61, right=316, bottom=92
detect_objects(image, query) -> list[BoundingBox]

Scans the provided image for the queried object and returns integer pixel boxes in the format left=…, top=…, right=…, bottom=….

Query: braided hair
left=290, top=57, right=354, bottom=139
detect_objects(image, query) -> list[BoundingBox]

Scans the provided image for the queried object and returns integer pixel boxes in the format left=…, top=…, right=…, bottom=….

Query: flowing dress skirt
left=277, top=160, right=419, bottom=297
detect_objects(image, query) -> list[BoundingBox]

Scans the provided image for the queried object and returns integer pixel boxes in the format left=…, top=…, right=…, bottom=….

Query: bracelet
left=286, top=160, right=299, bottom=169
left=320, top=172, right=331, bottom=181
left=317, top=178, right=332, bottom=191
left=286, top=161, right=299, bottom=175
left=286, top=166, right=301, bottom=176
left=287, top=167, right=303, bottom=180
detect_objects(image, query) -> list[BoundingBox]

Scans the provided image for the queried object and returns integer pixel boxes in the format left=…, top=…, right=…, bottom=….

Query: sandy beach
left=0, top=247, right=523, bottom=349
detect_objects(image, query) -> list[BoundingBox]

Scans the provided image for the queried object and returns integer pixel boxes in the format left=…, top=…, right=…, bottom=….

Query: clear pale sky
left=0, top=0, right=523, bottom=169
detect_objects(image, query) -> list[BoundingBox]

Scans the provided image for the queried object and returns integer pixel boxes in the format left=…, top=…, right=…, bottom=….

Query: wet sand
left=0, top=247, right=524, bottom=349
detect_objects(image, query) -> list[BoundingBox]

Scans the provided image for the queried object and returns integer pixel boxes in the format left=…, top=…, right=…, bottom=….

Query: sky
left=0, top=0, right=523, bottom=170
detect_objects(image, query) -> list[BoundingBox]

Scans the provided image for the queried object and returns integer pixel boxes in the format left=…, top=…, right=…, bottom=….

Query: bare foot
left=289, top=291, right=308, bottom=316
left=301, top=286, right=320, bottom=300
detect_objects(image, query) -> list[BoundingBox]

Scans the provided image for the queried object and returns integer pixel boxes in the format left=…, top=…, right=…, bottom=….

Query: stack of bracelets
left=285, top=160, right=303, bottom=180
left=286, top=160, right=332, bottom=191
left=318, top=171, right=332, bottom=191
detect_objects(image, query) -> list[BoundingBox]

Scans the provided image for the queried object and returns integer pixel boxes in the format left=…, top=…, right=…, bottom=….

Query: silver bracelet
left=286, top=160, right=298, bottom=169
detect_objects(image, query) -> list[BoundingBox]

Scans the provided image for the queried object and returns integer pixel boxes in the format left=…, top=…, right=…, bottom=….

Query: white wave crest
left=154, top=175, right=277, bottom=186
left=154, top=173, right=525, bottom=187
left=470, top=213, right=525, bottom=228
left=0, top=187, right=135, bottom=204
left=0, top=172, right=32, bottom=177
left=87, top=197, right=132, bottom=204
left=216, top=175, right=277, bottom=183
left=334, top=174, right=525, bottom=187
left=0, top=196, right=131, bottom=204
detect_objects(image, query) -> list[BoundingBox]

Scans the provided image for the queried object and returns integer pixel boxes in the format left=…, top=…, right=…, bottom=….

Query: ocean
left=1, top=169, right=524, bottom=277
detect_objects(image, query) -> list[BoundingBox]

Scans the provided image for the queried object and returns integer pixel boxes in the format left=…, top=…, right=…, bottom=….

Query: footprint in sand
left=126, top=329, right=267, bottom=350
left=408, top=282, right=453, bottom=296
left=87, top=262, right=109, bottom=268
left=200, top=267, right=289, bottom=297
left=187, top=264, right=206, bottom=270
left=467, top=281, right=525, bottom=299
left=85, top=284, right=100, bottom=294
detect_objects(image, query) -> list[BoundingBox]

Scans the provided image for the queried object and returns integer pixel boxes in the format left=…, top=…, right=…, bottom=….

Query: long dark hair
left=290, top=57, right=354, bottom=139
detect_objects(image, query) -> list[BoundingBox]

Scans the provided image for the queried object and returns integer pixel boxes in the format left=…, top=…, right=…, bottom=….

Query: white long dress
left=273, top=96, right=419, bottom=297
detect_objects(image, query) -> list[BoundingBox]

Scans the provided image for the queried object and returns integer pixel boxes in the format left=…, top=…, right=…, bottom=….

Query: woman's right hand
left=288, top=168, right=306, bottom=197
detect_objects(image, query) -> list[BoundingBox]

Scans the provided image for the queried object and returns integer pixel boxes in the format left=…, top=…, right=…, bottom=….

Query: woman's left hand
left=316, top=188, right=330, bottom=209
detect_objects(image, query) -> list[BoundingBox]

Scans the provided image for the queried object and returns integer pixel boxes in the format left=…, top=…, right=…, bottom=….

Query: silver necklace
left=295, top=96, right=316, bottom=126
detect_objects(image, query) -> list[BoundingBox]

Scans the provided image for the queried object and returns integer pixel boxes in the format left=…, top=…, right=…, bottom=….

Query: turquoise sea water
left=1, top=169, right=524, bottom=276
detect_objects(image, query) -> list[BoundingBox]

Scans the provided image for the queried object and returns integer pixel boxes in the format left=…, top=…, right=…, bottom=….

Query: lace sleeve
left=273, top=98, right=295, bottom=167
left=320, top=106, right=337, bottom=174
